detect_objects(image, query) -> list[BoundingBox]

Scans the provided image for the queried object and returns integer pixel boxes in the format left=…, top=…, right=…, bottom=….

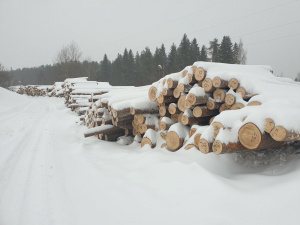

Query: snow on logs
left=148, top=61, right=300, bottom=153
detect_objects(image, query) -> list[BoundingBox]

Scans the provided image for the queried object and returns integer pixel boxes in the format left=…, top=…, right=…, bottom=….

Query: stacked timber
left=147, top=61, right=300, bottom=153
left=16, top=85, right=52, bottom=96
left=83, top=85, right=160, bottom=144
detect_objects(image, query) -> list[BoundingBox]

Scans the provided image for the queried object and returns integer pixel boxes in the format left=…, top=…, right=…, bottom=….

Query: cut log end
left=141, top=137, right=156, bottom=148
left=228, top=78, right=239, bottom=90
left=195, top=67, right=206, bottom=81
left=148, top=86, right=157, bottom=102
left=265, top=118, right=275, bottom=133
left=166, top=131, right=184, bottom=151
left=198, top=139, right=211, bottom=154
left=225, top=94, right=235, bottom=106
left=238, top=123, right=262, bottom=150
left=270, top=126, right=286, bottom=141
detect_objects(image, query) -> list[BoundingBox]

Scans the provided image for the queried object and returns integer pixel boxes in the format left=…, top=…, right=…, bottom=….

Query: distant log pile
left=17, top=85, right=52, bottom=96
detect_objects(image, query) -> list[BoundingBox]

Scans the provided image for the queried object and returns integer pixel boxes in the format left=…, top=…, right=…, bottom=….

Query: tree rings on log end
left=213, top=89, right=226, bottom=102
left=148, top=86, right=157, bottom=102
left=198, top=139, right=211, bottom=154
left=141, top=137, right=155, bottom=148
left=167, top=78, right=178, bottom=89
left=265, top=118, right=275, bottom=133
left=225, top=94, right=235, bottom=106
left=195, top=67, right=206, bottom=81
left=228, top=78, right=239, bottom=90
left=166, top=131, right=184, bottom=151
left=202, top=78, right=215, bottom=92
left=270, top=126, right=286, bottom=141
left=178, top=95, right=187, bottom=112
left=212, top=77, right=228, bottom=88
left=187, top=93, right=196, bottom=105
left=236, top=87, right=246, bottom=98
left=238, top=123, right=262, bottom=150
left=212, top=140, right=223, bottom=154
left=173, top=87, right=181, bottom=98
left=182, top=70, right=188, bottom=77
left=194, top=133, right=202, bottom=146
left=219, top=103, right=231, bottom=112
left=193, top=106, right=203, bottom=118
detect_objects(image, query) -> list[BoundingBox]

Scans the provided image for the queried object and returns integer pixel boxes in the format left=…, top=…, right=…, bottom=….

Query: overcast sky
left=0, top=0, right=299, bottom=79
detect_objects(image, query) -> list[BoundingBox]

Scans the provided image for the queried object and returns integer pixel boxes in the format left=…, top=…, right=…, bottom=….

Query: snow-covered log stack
left=83, top=85, right=160, bottom=144
left=16, top=85, right=52, bottom=96
left=148, top=61, right=300, bottom=153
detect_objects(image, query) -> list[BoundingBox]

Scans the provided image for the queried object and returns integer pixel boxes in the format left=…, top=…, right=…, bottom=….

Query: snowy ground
left=1, top=88, right=300, bottom=225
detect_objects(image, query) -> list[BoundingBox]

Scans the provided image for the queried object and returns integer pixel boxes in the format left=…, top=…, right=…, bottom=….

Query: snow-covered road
left=1, top=88, right=300, bottom=225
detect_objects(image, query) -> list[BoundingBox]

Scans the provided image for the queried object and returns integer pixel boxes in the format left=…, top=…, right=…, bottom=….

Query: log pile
left=17, top=85, right=52, bottom=96
left=147, top=62, right=300, bottom=154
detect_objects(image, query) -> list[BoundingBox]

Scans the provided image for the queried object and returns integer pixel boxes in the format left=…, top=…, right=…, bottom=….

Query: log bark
left=171, top=114, right=179, bottom=122
left=112, top=107, right=131, bottom=118
left=84, top=125, right=120, bottom=138
left=157, top=94, right=177, bottom=104
left=162, top=88, right=173, bottom=96
left=228, top=78, right=239, bottom=90
left=178, top=83, right=191, bottom=92
left=270, top=126, right=300, bottom=142
left=166, top=131, right=184, bottom=151
left=130, top=107, right=159, bottom=115
left=212, top=140, right=247, bottom=154
left=194, top=67, right=206, bottom=81
left=193, top=106, right=218, bottom=118
left=202, top=78, right=216, bottom=92
left=105, top=130, right=126, bottom=141
left=181, top=115, right=210, bottom=126
left=212, top=77, right=228, bottom=88
left=188, top=74, right=197, bottom=84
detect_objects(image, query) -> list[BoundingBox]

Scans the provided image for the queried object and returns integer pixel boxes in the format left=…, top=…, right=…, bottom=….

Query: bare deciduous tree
left=236, top=39, right=247, bottom=64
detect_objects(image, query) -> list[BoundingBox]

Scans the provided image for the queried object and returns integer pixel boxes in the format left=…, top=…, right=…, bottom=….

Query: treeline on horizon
left=4, top=34, right=247, bottom=87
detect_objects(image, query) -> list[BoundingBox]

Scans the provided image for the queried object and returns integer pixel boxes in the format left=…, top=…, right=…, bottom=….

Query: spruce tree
left=167, top=43, right=179, bottom=74
left=233, top=43, right=239, bottom=64
left=199, top=45, right=208, bottom=61
left=189, top=38, right=201, bottom=63
left=218, top=36, right=234, bottom=64
left=208, top=38, right=220, bottom=62
left=127, top=49, right=135, bottom=85
left=177, top=33, right=191, bottom=70
left=110, top=54, right=123, bottom=85
left=140, top=47, right=155, bottom=85
left=99, top=54, right=111, bottom=82
left=134, top=51, right=142, bottom=85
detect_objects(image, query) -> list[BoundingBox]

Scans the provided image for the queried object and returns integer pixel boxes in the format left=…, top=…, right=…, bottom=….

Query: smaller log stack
left=16, top=85, right=52, bottom=96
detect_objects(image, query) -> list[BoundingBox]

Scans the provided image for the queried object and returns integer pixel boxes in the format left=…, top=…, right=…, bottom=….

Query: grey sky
left=0, top=0, right=299, bottom=79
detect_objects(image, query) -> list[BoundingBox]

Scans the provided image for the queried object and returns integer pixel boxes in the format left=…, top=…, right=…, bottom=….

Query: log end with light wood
left=202, top=78, right=216, bottom=92
left=231, top=103, right=244, bottom=110
left=206, top=99, right=222, bottom=110
left=219, top=103, right=231, bottom=112
left=173, top=87, right=181, bottom=98
left=228, top=78, right=239, bottom=90
left=185, top=144, right=199, bottom=150
left=178, top=95, right=187, bottom=112
left=167, top=78, right=178, bottom=89
left=265, top=118, right=275, bottom=133
left=270, top=126, right=300, bottom=142
left=212, top=122, right=224, bottom=139
left=166, top=131, right=184, bottom=151
left=238, top=123, right=262, bottom=150
left=212, top=140, right=246, bottom=154
left=225, top=94, right=235, bottom=106
left=195, top=67, right=206, bottom=81
left=212, top=77, right=228, bottom=88
left=213, top=89, right=226, bottom=103
left=141, top=137, right=156, bottom=148
left=148, top=86, right=157, bottom=102
left=198, top=139, right=212, bottom=154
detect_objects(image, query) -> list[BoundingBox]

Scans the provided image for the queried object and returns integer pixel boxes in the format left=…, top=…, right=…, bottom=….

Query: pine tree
left=218, top=36, right=234, bottom=64
left=167, top=43, right=179, bottom=74
left=189, top=38, right=201, bottom=63
left=208, top=38, right=220, bottom=62
left=199, top=45, right=208, bottom=61
left=153, top=44, right=167, bottom=79
left=177, top=33, right=191, bottom=70
left=134, top=51, right=142, bottom=85
left=98, top=54, right=111, bottom=82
